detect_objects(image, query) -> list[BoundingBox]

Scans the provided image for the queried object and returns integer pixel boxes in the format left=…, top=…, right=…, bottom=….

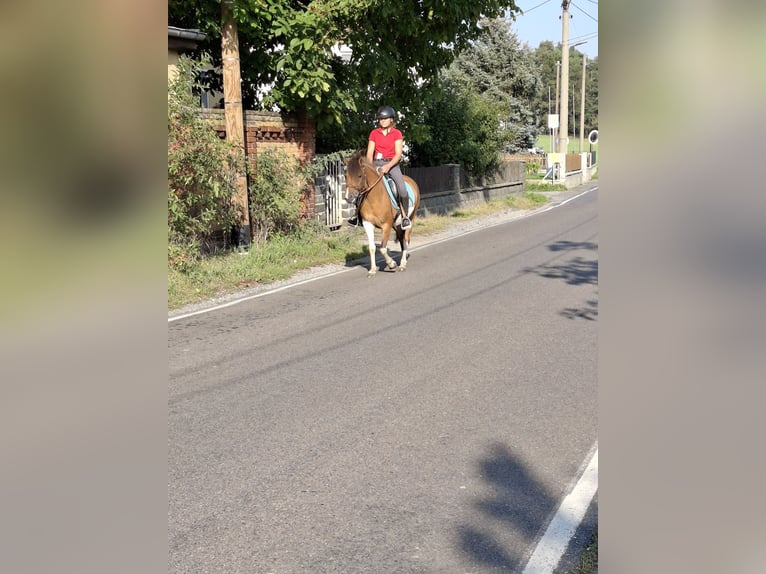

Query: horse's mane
left=349, top=148, right=375, bottom=173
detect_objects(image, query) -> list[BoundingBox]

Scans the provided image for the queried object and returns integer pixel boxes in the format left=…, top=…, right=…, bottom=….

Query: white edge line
left=168, top=267, right=355, bottom=322
left=169, top=186, right=597, bottom=322
left=521, top=442, right=599, bottom=574
left=409, top=187, right=596, bottom=251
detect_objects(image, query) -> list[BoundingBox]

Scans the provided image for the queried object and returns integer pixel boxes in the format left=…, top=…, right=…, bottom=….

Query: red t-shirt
left=368, top=127, right=402, bottom=160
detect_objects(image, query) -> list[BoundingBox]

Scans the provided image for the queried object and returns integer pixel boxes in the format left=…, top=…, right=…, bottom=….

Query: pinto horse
left=344, top=149, right=421, bottom=276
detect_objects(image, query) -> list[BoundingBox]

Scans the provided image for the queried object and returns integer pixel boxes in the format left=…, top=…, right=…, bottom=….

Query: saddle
left=381, top=175, right=413, bottom=213
left=348, top=172, right=413, bottom=227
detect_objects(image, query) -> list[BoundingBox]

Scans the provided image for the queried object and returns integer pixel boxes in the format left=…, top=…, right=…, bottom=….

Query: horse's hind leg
left=398, top=229, right=411, bottom=271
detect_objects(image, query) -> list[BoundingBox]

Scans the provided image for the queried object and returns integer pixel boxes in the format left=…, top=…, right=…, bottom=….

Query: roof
left=168, top=26, right=207, bottom=51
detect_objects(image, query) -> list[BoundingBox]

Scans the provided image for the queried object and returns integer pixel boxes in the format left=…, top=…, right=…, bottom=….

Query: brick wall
left=199, top=108, right=317, bottom=218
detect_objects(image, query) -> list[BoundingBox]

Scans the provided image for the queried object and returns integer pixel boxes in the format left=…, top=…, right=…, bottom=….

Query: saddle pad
left=383, top=177, right=415, bottom=213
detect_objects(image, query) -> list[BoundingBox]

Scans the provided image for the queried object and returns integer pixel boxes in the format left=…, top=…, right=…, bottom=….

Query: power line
left=569, top=32, right=598, bottom=43
left=521, top=0, right=554, bottom=14
left=570, top=2, right=598, bottom=23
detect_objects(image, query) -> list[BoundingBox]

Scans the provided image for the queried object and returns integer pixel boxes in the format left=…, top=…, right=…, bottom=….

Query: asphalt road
left=169, top=188, right=598, bottom=573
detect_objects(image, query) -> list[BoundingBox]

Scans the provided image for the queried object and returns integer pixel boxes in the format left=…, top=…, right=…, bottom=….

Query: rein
left=359, top=170, right=384, bottom=196
left=349, top=168, right=384, bottom=205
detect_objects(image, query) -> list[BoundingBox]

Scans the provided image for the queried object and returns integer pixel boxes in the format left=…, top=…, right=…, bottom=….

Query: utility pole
left=554, top=60, right=561, bottom=153
left=572, top=90, right=576, bottom=142
left=579, top=54, right=587, bottom=153
left=558, top=0, right=571, bottom=157
left=221, top=1, right=250, bottom=248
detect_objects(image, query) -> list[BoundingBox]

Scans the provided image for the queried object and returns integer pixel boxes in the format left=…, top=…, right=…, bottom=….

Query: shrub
left=168, top=55, right=242, bottom=268
left=249, top=149, right=310, bottom=242
left=409, top=81, right=510, bottom=176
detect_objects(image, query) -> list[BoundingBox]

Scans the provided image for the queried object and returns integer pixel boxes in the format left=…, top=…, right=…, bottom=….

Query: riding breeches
left=373, top=160, right=408, bottom=202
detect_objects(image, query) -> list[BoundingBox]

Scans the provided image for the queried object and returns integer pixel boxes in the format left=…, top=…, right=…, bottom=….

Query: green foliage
left=531, top=40, right=598, bottom=134
left=249, top=148, right=309, bottom=241
left=168, top=220, right=364, bottom=309
left=409, top=81, right=506, bottom=175
left=168, top=55, right=241, bottom=270
left=312, top=149, right=356, bottom=173
left=168, top=0, right=521, bottom=136
left=521, top=192, right=548, bottom=204
left=410, top=18, right=542, bottom=171
left=526, top=181, right=567, bottom=191
left=445, top=18, right=541, bottom=151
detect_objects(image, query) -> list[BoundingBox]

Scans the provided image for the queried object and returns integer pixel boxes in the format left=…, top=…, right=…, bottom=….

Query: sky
left=508, top=0, right=599, bottom=58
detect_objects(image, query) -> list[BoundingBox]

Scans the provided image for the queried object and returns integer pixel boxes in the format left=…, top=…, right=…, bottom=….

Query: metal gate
left=315, top=155, right=348, bottom=230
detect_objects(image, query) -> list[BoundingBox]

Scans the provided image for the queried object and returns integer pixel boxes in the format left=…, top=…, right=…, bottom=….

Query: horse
left=344, top=149, right=421, bottom=276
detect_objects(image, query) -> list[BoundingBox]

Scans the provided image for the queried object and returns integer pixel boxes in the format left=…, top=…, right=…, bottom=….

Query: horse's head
left=343, top=148, right=368, bottom=203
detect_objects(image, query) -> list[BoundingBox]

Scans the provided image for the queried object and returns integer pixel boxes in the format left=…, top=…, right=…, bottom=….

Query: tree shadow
left=523, top=239, right=599, bottom=320
left=525, top=257, right=598, bottom=287
left=561, top=299, right=599, bottom=321
left=458, top=443, right=558, bottom=572
left=547, top=240, right=598, bottom=253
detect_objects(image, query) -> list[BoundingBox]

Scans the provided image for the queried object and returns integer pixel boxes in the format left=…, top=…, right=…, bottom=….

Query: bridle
left=345, top=163, right=384, bottom=205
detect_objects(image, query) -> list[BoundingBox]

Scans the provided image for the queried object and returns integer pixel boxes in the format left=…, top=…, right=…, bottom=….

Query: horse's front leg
left=361, top=221, right=379, bottom=276
left=378, top=224, right=397, bottom=271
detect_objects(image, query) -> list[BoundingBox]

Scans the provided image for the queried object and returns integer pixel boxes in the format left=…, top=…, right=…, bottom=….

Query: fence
left=313, top=156, right=526, bottom=226
left=313, top=157, right=348, bottom=230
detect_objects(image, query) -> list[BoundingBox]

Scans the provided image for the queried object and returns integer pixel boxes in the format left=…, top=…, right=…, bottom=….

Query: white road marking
left=168, top=269, right=355, bottom=322
left=168, top=186, right=597, bottom=322
left=521, top=443, right=599, bottom=574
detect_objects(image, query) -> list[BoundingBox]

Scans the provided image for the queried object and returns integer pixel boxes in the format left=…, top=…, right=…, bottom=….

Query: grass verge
left=168, top=223, right=365, bottom=309
left=569, top=528, right=598, bottom=574
left=168, top=192, right=549, bottom=311
left=526, top=181, right=568, bottom=191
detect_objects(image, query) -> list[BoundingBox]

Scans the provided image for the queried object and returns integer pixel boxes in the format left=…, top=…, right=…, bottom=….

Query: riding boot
left=400, top=195, right=411, bottom=230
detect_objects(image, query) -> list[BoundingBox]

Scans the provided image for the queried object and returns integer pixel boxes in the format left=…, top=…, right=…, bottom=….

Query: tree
left=444, top=18, right=540, bottom=152
left=530, top=40, right=560, bottom=130
left=168, top=0, right=521, bottom=139
left=409, top=79, right=509, bottom=175
left=583, top=56, right=599, bottom=133
left=410, top=18, right=540, bottom=170
left=531, top=40, right=598, bottom=136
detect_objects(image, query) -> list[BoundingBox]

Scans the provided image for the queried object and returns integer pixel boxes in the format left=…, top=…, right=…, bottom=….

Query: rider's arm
left=380, top=138, right=403, bottom=174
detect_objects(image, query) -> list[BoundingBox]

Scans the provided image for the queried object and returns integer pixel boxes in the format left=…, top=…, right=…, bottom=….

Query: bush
left=168, top=55, right=242, bottom=269
left=409, top=81, right=510, bottom=176
left=249, top=149, right=310, bottom=242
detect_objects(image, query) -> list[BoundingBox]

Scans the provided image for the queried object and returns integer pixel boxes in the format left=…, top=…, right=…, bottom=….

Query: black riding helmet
left=376, top=105, right=395, bottom=120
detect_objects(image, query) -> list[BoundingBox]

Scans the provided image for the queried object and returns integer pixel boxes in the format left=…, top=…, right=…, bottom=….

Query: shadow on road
left=523, top=239, right=598, bottom=321
left=457, top=443, right=557, bottom=572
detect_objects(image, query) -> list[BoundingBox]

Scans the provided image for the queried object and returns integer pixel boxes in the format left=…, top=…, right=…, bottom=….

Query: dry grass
left=168, top=192, right=550, bottom=310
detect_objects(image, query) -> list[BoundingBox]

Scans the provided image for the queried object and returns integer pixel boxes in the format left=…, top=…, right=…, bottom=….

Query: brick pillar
left=297, top=110, right=317, bottom=218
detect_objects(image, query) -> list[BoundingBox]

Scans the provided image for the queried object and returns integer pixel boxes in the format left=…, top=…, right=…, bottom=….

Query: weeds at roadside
left=168, top=222, right=362, bottom=309
left=168, top=192, right=552, bottom=311
left=569, top=528, right=598, bottom=574
left=526, top=181, right=567, bottom=191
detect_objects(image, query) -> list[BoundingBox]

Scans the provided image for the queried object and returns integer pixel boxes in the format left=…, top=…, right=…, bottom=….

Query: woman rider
left=366, top=105, right=411, bottom=229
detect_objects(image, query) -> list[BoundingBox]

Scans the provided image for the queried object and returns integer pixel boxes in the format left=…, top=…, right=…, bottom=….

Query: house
left=168, top=26, right=206, bottom=81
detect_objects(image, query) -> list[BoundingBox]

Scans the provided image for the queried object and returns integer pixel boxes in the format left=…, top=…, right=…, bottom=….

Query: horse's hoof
left=367, top=268, right=378, bottom=277
left=386, top=261, right=397, bottom=270
left=398, top=266, right=407, bottom=272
